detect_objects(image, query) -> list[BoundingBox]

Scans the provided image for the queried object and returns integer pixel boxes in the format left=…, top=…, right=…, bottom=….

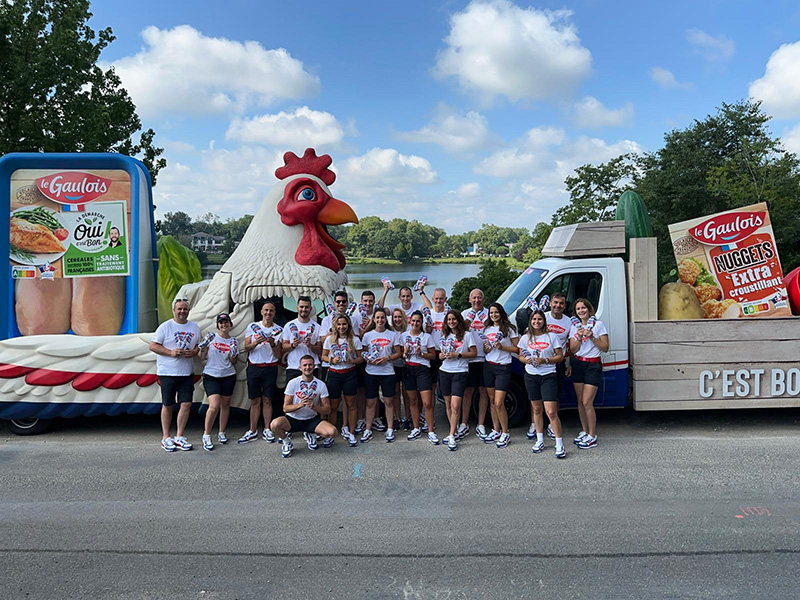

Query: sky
left=90, top=0, right=800, bottom=234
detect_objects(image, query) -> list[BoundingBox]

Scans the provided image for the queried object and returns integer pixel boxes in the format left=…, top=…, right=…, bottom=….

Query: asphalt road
left=1, top=406, right=799, bottom=599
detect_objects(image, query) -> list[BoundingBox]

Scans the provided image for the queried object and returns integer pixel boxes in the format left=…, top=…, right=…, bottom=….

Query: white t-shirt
left=391, top=328, right=408, bottom=368
left=361, top=329, right=401, bottom=376
left=323, top=336, right=363, bottom=372
left=284, top=376, right=329, bottom=420
left=401, top=330, right=435, bottom=368
left=246, top=321, right=282, bottom=364
left=152, top=319, right=201, bottom=376
left=518, top=332, right=560, bottom=376
left=429, top=309, right=447, bottom=345
left=545, top=312, right=572, bottom=351
left=281, top=318, right=321, bottom=369
left=202, top=333, right=238, bottom=378
left=462, top=307, right=489, bottom=362
left=569, top=319, right=608, bottom=359
left=438, top=331, right=477, bottom=373
left=484, top=325, right=518, bottom=365
left=319, top=313, right=362, bottom=367
left=390, top=302, right=422, bottom=318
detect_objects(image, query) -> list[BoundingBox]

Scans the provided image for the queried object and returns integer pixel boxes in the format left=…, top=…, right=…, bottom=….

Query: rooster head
left=275, top=149, right=358, bottom=272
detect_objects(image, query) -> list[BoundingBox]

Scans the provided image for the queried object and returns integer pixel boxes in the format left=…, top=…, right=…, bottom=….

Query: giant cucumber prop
left=616, top=190, right=653, bottom=258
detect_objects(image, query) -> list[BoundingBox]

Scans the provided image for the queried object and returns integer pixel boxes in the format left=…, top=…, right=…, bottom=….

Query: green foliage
left=450, top=260, right=518, bottom=309
left=635, top=99, right=800, bottom=279
left=159, top=211, right=194, bottom=237
left=0, top=0, right=165, bottom=183
left=495, top=245, right=509, bottom=255
left=156, top=235, right=202, bottom=322
left=511, top=222, right=552, bottom=261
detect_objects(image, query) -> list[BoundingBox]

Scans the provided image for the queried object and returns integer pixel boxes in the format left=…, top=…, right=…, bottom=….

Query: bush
left=449, top=259, right=518, bottom=309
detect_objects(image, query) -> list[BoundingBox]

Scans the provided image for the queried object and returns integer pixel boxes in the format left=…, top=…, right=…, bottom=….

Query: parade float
left=0, top=148, right=357, bottom=433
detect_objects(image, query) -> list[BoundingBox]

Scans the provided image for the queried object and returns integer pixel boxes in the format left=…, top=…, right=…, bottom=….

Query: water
left=201, top=261, right=481, bottom=299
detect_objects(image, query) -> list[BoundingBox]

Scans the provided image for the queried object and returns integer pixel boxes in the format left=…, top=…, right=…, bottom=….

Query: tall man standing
left=149, top=298, right=200, bottom=451
left=461, top=289, right=491, bottom=441
left=281, top=296, right=323, bottom=382
left=379, top=283, right=422, bottom=317
left=542, top=292, right=572, bottom=440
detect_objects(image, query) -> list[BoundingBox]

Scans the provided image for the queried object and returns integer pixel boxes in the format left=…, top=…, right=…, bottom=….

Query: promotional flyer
left=668, top=202, right=791, bottom=319
left=9, top=169, right=131, bottom=280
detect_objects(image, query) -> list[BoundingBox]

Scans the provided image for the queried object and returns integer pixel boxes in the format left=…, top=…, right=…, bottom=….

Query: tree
left=449, top=260, right=518, bottom=308
left=511, top=222, right=552, bottom=261
left=495, top=246, right=509, bottom=256
left=160, top=211, right=194, bottom=237
left=636, top=100, right=800, bottom=279
left=553, top=154, right=638, bottom=226
left=0, top=0, right=165, bottom=182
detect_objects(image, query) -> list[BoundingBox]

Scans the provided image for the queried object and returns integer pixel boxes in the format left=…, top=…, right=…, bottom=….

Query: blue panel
left=0, top=401, right=249, bottom=420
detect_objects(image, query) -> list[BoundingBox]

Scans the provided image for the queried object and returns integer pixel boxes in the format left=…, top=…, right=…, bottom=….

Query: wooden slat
left=627, top=238, right=658, bottom=322
left=630, top=339, right=800, bottom=365
left=633, top=376, right=800, bottom=401
left=631, top=318, right=800, bottom=343
left=632, top=362, right=800, bottom=381
left=633, top=397, right=800, bottom=411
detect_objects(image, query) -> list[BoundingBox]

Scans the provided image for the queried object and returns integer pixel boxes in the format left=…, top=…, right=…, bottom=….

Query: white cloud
left=686, top=28, right=735, bottom=63
left=225, top=107, right=346, bottom=147
left=338, top=148, right=439, bottom=186
left=650, top=67, right=693, bottom=90
left=397, top=104, right=496, bottom=152
left=782, top=123, right=800, bottom=154
left=750, top=42, right=800, bottom=119
left=433, top=0, right=592, bottom=103
left=106, top=25, right=320, bottom=118
left=448, top=182, right=481, bottom=198
left=524, top=126, right=566, bottom=147
left=571, top=96, right=634, bottom=128
left=475, top=148, right=543, bottom=177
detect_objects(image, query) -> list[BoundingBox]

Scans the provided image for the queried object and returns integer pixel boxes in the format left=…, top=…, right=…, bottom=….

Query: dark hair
left=573, top=297, right=596, bottom=318
left=399, top=286, right=413, bottom=295
left=527, top=309, right=548, bottom=336
left=299, top=354, right=315, bottom=364
left=408, top=310, right=424, bottom=332
left=441, top=309, right=466, bottom=340
left=361, top=290, right=375, bottom=299
left=488, top=302, right=516, bottom=338
left=551, top=292, right=567, bottom=302
left=297, top=295, right=312, bottom=305
left=334, top=290, right=348, bottom=301
left=364, top=307, right=389, bottom=333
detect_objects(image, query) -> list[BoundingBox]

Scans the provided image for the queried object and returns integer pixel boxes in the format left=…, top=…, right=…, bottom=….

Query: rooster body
left=0, top=149, right=357, bottom=420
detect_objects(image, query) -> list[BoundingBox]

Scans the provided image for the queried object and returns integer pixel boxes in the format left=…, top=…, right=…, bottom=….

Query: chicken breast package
left=668, top=202, right=791, bottom=319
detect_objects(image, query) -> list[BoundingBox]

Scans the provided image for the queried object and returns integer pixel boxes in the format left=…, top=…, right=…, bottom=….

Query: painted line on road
left=353, top=463, right=361, bottom=478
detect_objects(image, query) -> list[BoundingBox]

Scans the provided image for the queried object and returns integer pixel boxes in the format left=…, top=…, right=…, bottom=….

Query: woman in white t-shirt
left=518, top=310, right=565, bottom=458
left=568, top=298, right=609, bottom=450
left=389, top=308, right=410, bottom=431
left=437, top=310, right=477, bottom=451
left=402, top=311, right=437, bottom=444
left=321, top=315, right=364, bottom=447
left=482, top=302, right=519, bottom=448
left=198, top=313, right=239, bottom=451
left=361, top=307, right=403, bottom=442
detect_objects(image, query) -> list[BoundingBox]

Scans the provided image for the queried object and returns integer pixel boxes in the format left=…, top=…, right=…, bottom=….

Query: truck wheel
left=6, top=417, right=52, bottom=436
left=470, top=380, right=529, bottom=429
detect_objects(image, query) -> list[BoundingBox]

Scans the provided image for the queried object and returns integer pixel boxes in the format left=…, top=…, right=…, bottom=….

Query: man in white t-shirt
left=461, top=288, right=490, bottom=440
left=379, top=282, right=422, bottom=318
left=149, top=298, right=200, bottom=452
left=421, top=285, right=448, bottom=387
left=541, top=292, right=573, bottom=441
left=270, top=355, right=338, bottom=457
left=281, top=295, right=323, bottom=381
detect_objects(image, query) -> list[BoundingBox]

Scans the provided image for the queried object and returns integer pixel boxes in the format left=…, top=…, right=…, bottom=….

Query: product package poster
left=9, top=169, right=131, bottom=279
left=668, top=202, right=790, bottom=319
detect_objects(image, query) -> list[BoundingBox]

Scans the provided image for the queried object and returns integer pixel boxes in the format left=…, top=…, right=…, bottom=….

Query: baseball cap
left=216, top=312, right=232, bottom=323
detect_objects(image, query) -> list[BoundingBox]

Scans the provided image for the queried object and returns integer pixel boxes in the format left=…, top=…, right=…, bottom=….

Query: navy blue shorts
left=364, top=372, right=396, bottom=399
left=286, top=415, right=323, bottom=433
left=524, top=372, right=558, bottom=402
left=327, top=368, right=358, bottom=398
left=466, top=361, right=485, bottom=388
left=159, top=375, right=194, bottom=406
left=404, top=364, right=432, bottom=392
left=203, top=373, right=236, bottom=397
left=572, top=358, right=602, bottom=387
left=438, top=370, right=467, bottom=398
left=246, top=364, right=277, bottom=400
left=483, top=362, right=511, bottom=392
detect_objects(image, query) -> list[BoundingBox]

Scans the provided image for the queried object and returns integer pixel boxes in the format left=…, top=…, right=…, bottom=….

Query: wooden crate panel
left=631, top=318, right=800, bottom=344
left=631, top=339, right=800, bottom=365
left=632, top=362, right=800, bottom=381
left=634, top=397, right=800, bottom=411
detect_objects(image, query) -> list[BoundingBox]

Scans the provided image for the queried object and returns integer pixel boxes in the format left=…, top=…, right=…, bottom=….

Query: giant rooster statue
left=0, top=149, right=358, bottom=425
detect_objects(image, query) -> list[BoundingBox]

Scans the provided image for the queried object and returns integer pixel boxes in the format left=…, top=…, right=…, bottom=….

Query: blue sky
left=90, top=0, right=800, bottom=233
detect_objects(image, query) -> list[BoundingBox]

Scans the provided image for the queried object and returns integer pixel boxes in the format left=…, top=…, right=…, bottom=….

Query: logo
left=548, top=324, right=566, bottom=334
left=690, top=212, right=765, bottom=246
left=71, top=212, right=111, bottom=252
left=36, top=172, right=111, bottom=205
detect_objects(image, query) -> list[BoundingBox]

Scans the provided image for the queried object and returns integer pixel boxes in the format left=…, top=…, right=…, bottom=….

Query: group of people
left=149, top=279, right=609, bottom=459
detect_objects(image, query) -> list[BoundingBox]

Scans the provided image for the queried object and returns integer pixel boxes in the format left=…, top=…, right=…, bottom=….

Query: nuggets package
left=668, top=202, right=790, bottom=319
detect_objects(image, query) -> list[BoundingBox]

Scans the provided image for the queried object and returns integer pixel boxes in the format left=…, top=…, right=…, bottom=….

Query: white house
left=191, top=232, right=226, bottom=253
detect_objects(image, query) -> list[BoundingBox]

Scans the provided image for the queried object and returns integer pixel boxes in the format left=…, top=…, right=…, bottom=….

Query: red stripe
left=0, top=362, right=157, bottom=389
left=72, top=372, right=110, bottom=391
left=0, top=363, right=35, bottom=378
left=603, top=360, right=628, bottom=367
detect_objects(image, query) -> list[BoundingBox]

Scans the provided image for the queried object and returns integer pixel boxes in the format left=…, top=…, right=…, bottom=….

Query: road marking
left=353, top=463, right=362, bottom=478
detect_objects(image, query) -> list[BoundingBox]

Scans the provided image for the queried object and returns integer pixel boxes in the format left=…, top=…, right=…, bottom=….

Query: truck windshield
left=496, top=267, right=548, bottom=314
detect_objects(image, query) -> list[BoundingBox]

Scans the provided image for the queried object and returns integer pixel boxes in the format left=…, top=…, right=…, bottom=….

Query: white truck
left=494, top=221, right=800, bottom=426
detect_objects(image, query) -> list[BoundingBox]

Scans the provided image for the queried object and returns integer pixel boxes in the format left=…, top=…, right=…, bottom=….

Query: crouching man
left=271, top=355, right=338, bottom=458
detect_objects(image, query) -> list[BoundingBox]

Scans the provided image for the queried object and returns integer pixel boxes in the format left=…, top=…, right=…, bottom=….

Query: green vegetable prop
left=156, top=235, right=202, bottom=323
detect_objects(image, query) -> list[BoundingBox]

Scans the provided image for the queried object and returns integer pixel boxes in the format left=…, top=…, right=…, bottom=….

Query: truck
left=493, top=220, right=800, bottom=427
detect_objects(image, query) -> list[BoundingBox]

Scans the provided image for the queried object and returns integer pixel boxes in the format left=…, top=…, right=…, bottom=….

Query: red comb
left=275, top=148, right=336, bottom=186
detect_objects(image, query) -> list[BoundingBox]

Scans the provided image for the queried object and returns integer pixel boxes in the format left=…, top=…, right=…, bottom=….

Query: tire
left=470, top=379, right=529, bottom=429
left=6, top=417, right=52, bottom=436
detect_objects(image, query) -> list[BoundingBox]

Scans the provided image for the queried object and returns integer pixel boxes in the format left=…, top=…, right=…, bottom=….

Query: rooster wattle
left=0, top=148, right=358, bottom=419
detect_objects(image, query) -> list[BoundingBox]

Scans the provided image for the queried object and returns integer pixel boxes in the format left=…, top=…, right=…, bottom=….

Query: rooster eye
left=297, top=187, right=316, bottom=201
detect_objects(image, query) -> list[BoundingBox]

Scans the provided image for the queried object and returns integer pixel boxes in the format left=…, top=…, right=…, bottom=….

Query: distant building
left=466, top=242, right=481, bottom=256
left=191, top=232, right=225, bottom=253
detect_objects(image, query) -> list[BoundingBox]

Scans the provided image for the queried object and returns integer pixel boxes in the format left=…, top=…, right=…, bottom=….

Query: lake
left=201, top=261, right=482, bottom=299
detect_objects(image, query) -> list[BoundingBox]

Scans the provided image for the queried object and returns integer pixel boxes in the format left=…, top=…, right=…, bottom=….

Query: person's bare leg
left=204, top=396, right=220, bottom=435
left=219, top=397, right=231, bottom=433
left=261, top=397, right=273, bottom=432
left=408, top=391, right=421, bottom=429
left=532, top=401, right=544, bottom=434
left=344, top=395, right=357, bottom=435
left=365, top=397, right=378, bottom=430
left=477, top=386, right=489, bottom=428
left=176, top=402, right=191, bottom=438
left=544, top=402, right=562, bottom=437
left=582, top=385, right=598, bottom=437
left=249, top=398, right=261, bottom=431
left=494, top=390, right=509, bottom=433
left=461, top=387, right=473, bottom=425
left=421, top=390, right=435, bottom=434
left=574, top=383, right=587, bottom=432
left=160, top=405, right=173, bottom=439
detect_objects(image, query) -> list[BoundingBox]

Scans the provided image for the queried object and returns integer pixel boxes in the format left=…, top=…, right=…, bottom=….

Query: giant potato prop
left=658, top=282, right=704, bottom=320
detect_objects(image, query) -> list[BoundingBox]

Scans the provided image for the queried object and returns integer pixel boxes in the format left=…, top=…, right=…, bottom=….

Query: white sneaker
left=161, top=437, right=176, bottom=452
left=573, top=431, right=589, bottom=444
left=531, top=439, right=545, bottom=453
left=407, top=428, right=421, bottom=441
left=281, top=437, right=293, bottom=458
left=496, top=433, right=510, bottom=448
left=546, top=424, right=556, bottom=440
left=445, top=435, right=457, bottom=451
left=483, top=429, right=500, bottom=443
left=456, top=423, right=469, bottom=439
left=555, top=445, right=566, bottom=459
left=526, top=423, right=536, bottom=439
left=217, top=431, right=228, bottom=445
left=202, top=434, right=213, bottom=451
left=341, top=426, right=351, bottom=440
left=385, top=428, right=395, bottom=443
left=262, top=429, right=276, bottom=443
left=354, top=419, right=367, bottom=434
left=475, top=424, right=487, bottom=440
left=303, top=432, right=318, bottom=450
left=372, top=418, right=387, bottom=432
left=173, top=436, right=192, bottom=451
left=348, top=433, right=358, bottom=447
left=360, top=429, right=373, bottom=443
left=428, top=432, right=440, bottom=445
